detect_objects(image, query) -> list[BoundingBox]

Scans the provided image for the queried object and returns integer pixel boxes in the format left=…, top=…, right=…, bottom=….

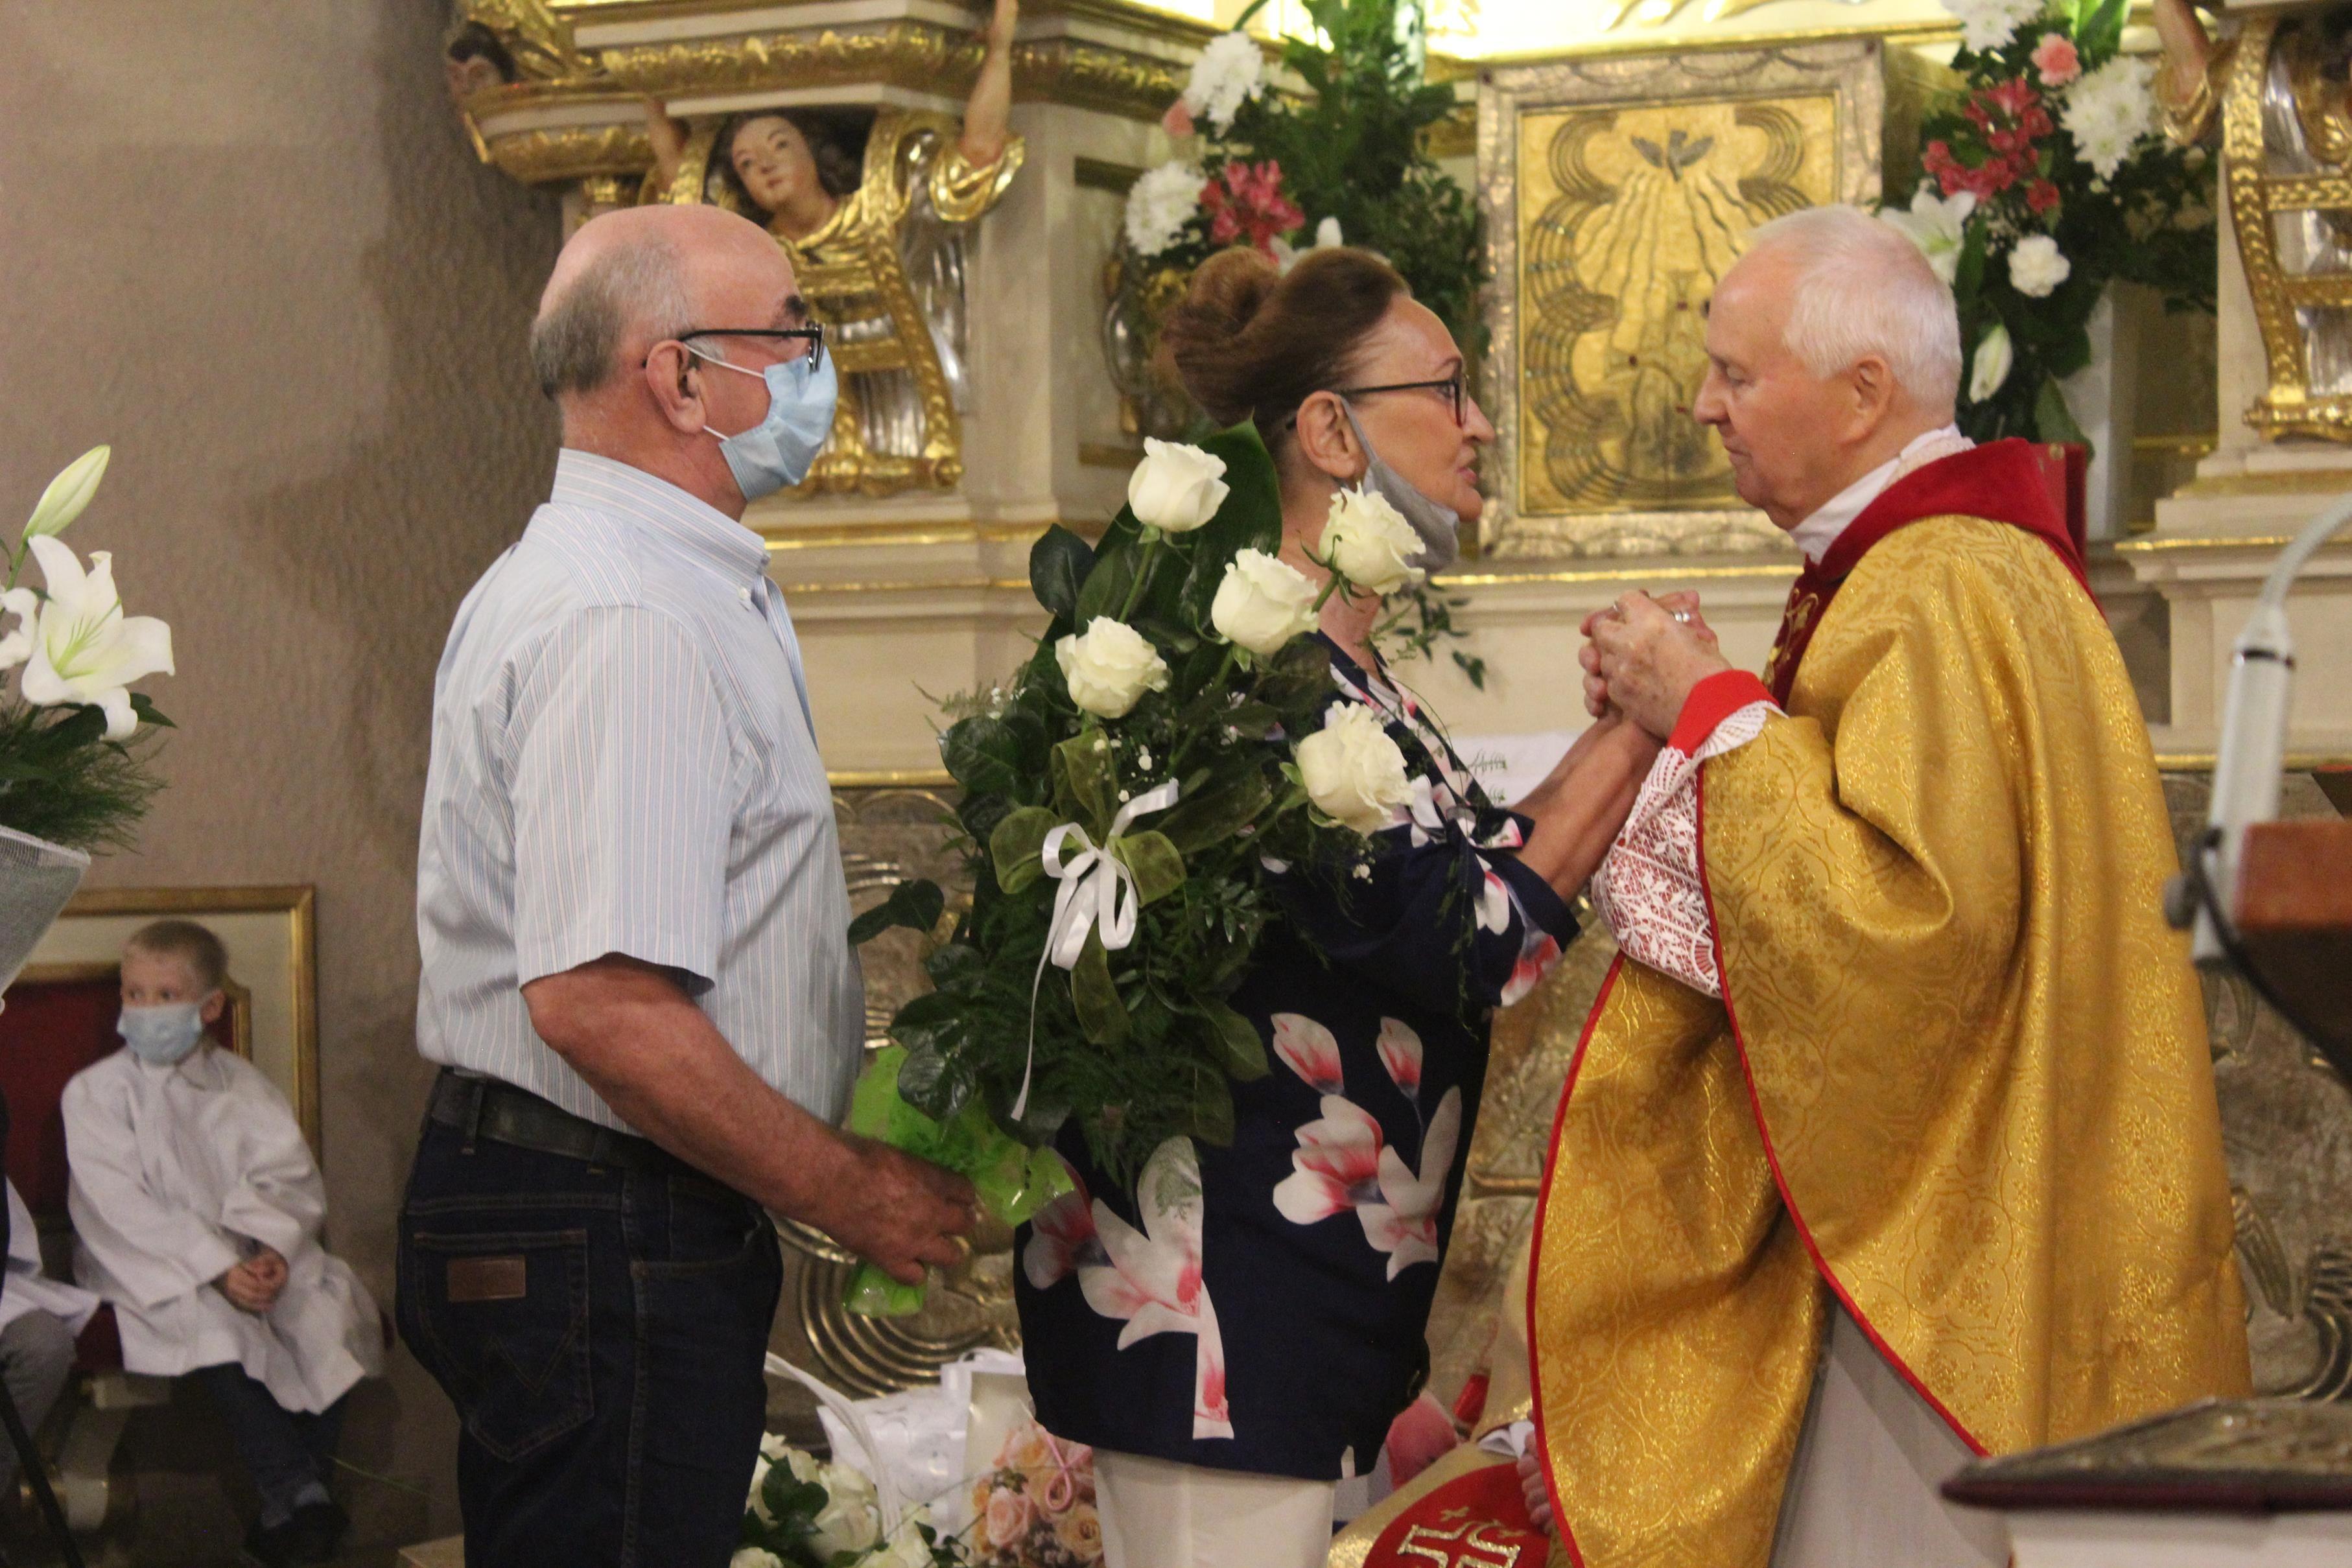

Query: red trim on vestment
left=1691, top=768, right=1990, bottom=1462
left=1764, top=440, right=2091, bottom=708
left=1667, top=671, right=1776, bottom=756
left=1526, top=954, right=1625, bottom=1568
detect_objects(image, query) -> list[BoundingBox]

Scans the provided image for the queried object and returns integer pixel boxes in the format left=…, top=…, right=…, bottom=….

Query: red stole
left=1762, top=439, right=2089, bottom=707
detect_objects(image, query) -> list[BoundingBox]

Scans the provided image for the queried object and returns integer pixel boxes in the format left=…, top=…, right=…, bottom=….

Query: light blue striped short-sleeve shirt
left=416, top=449, right=863, bottom=1132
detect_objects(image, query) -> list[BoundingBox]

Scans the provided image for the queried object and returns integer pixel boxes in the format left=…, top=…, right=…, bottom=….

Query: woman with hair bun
left=1014, top=246, right=1667, bottom=1568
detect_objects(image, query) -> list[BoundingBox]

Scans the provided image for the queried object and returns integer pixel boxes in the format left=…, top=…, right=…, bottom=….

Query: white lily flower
left=14, top=535, right=174, bottom=740
left=1880, top=190, right=1976, bottom=286
left=1968, top=322, right=2014, bottom=405
left=23, top=445, right=110, bottom=541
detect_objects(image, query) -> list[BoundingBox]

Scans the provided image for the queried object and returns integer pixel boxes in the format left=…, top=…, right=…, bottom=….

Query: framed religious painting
left=1478, top=34, right=1939, bottom=559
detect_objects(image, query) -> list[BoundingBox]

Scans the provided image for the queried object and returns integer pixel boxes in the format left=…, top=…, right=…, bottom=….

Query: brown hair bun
left=1157, top=246, right=1410, bottom=444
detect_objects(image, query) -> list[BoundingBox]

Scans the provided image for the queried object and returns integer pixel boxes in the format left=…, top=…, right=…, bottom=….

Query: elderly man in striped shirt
left=400, top=203, right=976, bottom=1568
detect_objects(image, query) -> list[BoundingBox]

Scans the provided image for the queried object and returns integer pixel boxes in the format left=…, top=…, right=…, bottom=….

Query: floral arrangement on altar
left=843, top=428, right=1426, bottom=1311
left=735, top=1432, right=961, bottom=1568
left=1883, top=0, right=2213, bottom=445
left=965, top=1421, right=1102, bottom=1567
left=0, top=446, right=174, bottom=852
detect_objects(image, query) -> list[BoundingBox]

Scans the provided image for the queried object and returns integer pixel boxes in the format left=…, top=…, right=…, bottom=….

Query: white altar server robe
left=1, top=1180, right=97, bottom=1337
left=64, top=1046, right=381, bottom=1412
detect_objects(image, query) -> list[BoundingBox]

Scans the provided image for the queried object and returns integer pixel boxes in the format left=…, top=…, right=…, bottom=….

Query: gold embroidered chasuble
left=1529, top=513, right=2250, bottom=1567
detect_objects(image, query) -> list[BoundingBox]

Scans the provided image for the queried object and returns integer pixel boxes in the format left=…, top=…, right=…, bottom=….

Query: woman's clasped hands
left=1579, top=589, right=1730, bottom=739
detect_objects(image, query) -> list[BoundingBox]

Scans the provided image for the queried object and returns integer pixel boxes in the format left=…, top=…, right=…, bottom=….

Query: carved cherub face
left=730, top=115, right=823, bottom=214
left=445, top=53, right=506, bottom=102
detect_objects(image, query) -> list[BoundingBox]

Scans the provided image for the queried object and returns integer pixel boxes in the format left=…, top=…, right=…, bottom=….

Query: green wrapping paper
left=842, top=1047, right=1077, bottom=1316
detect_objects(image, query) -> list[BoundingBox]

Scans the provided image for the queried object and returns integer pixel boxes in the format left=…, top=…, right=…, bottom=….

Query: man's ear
left=642, top=342, right=709, bottom=435
left=1291, top=392, right=1363, bottom=484
left=1846, top=354, right=1898, bottom=441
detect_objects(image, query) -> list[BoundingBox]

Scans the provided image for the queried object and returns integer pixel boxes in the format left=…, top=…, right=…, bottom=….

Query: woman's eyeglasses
left=1283, top=370, right=1467, bottom=428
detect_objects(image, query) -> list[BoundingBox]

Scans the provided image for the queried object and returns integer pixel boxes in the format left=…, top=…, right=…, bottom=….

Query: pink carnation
left=2032, top=33, right=2081, bottom=88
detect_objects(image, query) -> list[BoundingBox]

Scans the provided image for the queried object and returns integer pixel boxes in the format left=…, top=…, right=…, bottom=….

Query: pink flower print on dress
left=1022, top=1156, right=1101, bottom=1289
left=1500, top=927, right=1562, bottom=1008
left=1071, top=1137, right=1232, bottom=1438
left=1271, top=1012, right=1344, bottom=1095
left=1271, top=1096, right=1384, bottom=1224
left=1375, top=1018, right=1424, bottom=1095
left=1475, top=869, right=1513, bottom=936
left=1358, top=1087, right=1461, bottom=1279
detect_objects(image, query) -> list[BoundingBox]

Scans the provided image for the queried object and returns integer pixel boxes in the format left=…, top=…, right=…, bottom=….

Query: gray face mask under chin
left=1340, top=404, right=1461, bottom=576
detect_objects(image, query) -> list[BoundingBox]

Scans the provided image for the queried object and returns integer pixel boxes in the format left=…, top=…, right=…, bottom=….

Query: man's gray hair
left=528, top=235, right=693, bottom=399
left=1744, top=205, right=1962, bottom=416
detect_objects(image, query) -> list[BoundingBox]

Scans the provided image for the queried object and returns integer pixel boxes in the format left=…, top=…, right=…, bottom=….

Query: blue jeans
left=396, top=1114, right=782, bottom=1568
left=191, top=1364, right=344, bottom=1527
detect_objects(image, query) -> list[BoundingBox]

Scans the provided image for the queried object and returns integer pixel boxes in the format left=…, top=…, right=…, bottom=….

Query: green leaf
left=1953, top=220, right=1988, bottom=307
left=941, top=715, right=1022, bottom=795
left=1199, top=1001, right=1269, bottom=1081
left=1052, top=734, right=1111, bottom=835
left=1109, top=830, right=1186, bottom=905
left=1029, top=525, right=1093, bottom=624
left=1175, top=424, right=1286, bottom=634
left=1254, top=637, right=1335, bottom=711
left=1070, top=931, right=1129, bottom=1046
left=897, top=1042, right=974, bottom=1120
left=1186, top=1065, right=1236, bottom=1147
left=2034, top=377, right=2090, bottom=454
left=127, top=694, right=173, bottom=730
left=1158, top=769, right=1274, bottom=854
left=2080, top=0, right=2126, bottom=59
left=847, top=878, right=945, bottom=945
left=989, top=806, right=1059, bottom=895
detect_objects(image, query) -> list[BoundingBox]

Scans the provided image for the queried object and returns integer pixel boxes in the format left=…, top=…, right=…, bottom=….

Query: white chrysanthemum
left=2007, top=233, right=2073, bottom=298
left=2062, top=56, right=2158, bottom=180
left=1940, top=0, right=2044, bottom=54
left=1182, top=31, right=1265, bottom=132
left=1123, top=160, right=1204, bottom=257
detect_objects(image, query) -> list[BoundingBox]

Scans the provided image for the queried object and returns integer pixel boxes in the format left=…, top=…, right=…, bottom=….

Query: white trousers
left=1772, top=1308, right=2012, bottom=1568
left=1094, top=1451, right=1337, bottom=1568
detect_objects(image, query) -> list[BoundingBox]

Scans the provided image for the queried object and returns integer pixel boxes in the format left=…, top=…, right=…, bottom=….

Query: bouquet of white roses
left=736, top=1431, right=961, bottom=1568
left=843, top=425, right=1422, bottom=1312
left=0, top=445, right=175, bottom=852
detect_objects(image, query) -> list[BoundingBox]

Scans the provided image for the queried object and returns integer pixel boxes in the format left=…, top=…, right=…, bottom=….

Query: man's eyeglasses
left=1284, top=370, right=1466, bottom=428
left=668, top=325, right=825, bottom=369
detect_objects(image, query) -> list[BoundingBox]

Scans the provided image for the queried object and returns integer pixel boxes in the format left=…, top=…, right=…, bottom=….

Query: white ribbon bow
left=1015, top=778, right=1182, bottom=1118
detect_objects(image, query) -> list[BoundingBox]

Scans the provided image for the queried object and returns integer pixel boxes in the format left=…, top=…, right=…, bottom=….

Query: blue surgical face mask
left=119, top=1003, right=206, bottom=1066
left=1341, top=403, right=1463, bottom=576
left=691, top=343, right=838, bottom=502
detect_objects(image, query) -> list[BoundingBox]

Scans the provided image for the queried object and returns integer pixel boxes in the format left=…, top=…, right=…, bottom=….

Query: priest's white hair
left=1743, top=205, right=1962, bottom=418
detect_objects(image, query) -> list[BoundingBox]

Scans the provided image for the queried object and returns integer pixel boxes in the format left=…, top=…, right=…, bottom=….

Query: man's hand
left=217, top=1249, right=288, bottom=1315
left=1579, top=591, right=1715, bottom=718
left=1516, top=1448, right=1556, bottom=1538
left=1587, top=591, right=1732, bottom=740
left=805, top=1134, right=978, bottom=1286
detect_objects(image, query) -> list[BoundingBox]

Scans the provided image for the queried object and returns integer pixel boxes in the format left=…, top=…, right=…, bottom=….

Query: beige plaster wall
left=0, top=2, right=559, bottom=1550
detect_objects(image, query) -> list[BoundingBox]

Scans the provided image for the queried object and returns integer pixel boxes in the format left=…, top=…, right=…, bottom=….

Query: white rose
left=1319, top=487, right=1424, bottom=598
left=1127, top=439, right=1229, bottom=533
left=1056, top=617, right=1171, bottom=719
left=810, top=1462, right=884, bottom=1558
left=1295, top=702, right=1413, bottom=834
left=1211, top=548, right=1319, bottom=656
left=1968, top=322, right=2014, bottom=404
left=2006, top=233, right=2071, bottom=298
left=758, top=1431, right=791, bottom=1463
left=731, top=1550, right=785, bottom=1568
left=746, top=1454, right=773, bottom=1517
left=856, top=1520, right=939, bottom=1568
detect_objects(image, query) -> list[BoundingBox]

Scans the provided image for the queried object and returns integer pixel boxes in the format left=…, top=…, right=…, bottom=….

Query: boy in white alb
left=63, top=921, right=381, bottom=1567
left=0, top=1177, right=97, bottom=1495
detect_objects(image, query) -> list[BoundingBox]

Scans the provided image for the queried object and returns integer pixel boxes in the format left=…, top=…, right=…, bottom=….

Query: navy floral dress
left=1015, top=640, right=1576, bottom=1481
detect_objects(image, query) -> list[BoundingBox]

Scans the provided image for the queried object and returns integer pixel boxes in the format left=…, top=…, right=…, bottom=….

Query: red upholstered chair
left=0, top=968, right=232, bottom=1532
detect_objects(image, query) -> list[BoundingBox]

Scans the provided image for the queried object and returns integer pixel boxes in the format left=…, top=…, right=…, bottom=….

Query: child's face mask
left=118, top=1003, right=205, bottom=1066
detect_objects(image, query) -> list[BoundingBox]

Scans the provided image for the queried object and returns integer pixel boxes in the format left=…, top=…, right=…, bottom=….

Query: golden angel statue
left=647, top=0, right=1026, bottom=495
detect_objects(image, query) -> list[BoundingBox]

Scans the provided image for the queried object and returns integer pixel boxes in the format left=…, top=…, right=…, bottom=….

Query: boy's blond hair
left=124, top=919, right=229, bottom=994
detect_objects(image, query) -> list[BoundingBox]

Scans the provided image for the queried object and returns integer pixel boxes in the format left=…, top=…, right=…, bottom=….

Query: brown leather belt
left=427, top=1069, right=677, bottom=1174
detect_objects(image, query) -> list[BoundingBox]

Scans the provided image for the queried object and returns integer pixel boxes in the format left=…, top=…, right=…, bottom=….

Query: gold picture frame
left=17, top=886, right=320, bottom=1153
left=1477, top=35, right=1903, bottom=559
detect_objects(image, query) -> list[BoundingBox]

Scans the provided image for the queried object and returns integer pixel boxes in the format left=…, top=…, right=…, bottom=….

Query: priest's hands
left=813, top=1133, right=980, bottom=1286
left=1516, top=1449, right=1555, bottom=1538
left=217, top=1246, right=288, bottom=1315
left=1581, top=591, right=1730, bottom=740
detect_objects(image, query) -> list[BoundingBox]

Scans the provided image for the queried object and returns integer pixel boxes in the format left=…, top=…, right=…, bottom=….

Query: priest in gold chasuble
left=1529, top=207, right=2248, bottom=1568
